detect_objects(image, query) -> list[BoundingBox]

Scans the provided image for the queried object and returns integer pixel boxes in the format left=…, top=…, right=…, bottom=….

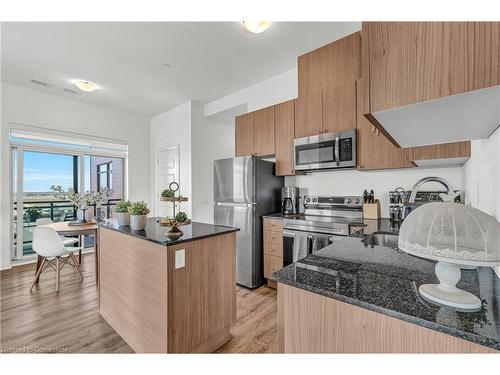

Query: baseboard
left=0, top=261, right=12, bottom=271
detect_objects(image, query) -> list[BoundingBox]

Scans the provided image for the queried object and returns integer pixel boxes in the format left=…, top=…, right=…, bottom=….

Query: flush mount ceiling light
left=72, top=80, right=98, bottom=93
left=242, top=21, right=270, bottom=34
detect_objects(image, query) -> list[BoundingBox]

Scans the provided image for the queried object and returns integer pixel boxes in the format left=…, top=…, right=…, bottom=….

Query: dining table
left=35, top=221, right=99, bottom=284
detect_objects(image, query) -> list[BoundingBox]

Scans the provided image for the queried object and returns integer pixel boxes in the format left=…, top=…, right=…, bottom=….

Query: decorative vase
left=130, top=214, right=147, bottom=231
left=116, top=212, right=130, bottom=226
left=77, top=208, right=94, bottom=222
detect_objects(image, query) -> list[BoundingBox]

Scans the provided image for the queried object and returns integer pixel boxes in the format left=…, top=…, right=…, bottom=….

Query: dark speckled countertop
left=99, top=217, right=239, bottom=246
left=272, top=236, right=500, bottom=351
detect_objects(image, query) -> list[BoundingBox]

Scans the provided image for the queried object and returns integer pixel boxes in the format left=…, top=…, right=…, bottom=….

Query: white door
left=157, top=146, right=180, bottom=217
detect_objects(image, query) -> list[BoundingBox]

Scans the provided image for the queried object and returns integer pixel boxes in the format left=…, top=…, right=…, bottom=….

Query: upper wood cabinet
left=298, top=32, right=361, bottom=98
left=275, top=100, right=296, bottom=176
left=356, top=79, right=413, bottom=171
left=253, top=106, right=275, bottom=156
left=404, top=141, right=471, bottom=167
left=294, top=91, right=322, bottom=138
left=364, top=22, right=500, bottom=113
left=296, top=32, right=361, bottom=138
left=323, top=83, right=357, bottom=134
left=235, top=113, right=254, bottom=157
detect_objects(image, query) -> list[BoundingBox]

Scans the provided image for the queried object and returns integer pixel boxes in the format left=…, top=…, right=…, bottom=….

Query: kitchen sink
left=361, top=232, right=400, bottom=251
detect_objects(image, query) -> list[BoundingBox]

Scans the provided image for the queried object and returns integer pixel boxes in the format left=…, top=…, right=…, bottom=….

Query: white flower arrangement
left=51, top=185, right=111, bottom=209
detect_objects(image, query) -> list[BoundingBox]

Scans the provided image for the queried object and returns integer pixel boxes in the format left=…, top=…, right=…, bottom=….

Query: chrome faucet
left=402, top=177, right=454, bottom=219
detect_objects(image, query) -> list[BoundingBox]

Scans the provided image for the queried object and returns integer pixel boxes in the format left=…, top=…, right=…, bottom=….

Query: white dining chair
left=30, top=227, right=83, bottom=293
left=36, top=217, right=82, bottom=262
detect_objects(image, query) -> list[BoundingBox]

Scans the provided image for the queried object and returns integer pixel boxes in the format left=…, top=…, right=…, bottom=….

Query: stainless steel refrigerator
left=214, top=156, right=284, bottom=288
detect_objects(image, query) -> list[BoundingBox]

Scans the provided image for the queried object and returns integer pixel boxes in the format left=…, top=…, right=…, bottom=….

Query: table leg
left=78, top=235, right=82, bottom=264
left=34, top=255, right=42, bottom=284
left=94, top=229, right=99, bottom=284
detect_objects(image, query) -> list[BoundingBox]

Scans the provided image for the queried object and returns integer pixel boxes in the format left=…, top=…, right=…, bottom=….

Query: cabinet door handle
left=375, top=128, right=380, bottom=136
left=371, top=125, right=376, bottom=134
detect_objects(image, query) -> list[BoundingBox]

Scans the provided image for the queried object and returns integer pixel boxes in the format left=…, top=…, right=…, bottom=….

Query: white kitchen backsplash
left=285, top=166, right=463, bottom=217
left=462, top=127, right=500, bottom=278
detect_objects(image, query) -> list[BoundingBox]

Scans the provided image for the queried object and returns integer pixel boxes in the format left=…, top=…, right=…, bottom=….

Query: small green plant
left=116, top=200, right=132, bottom=213
left=24, top=206, right=44, bottom=223
left=161, top=189, right=175, bottom=198
left=175, top=211, right=188, bottom=223
left=128, top=201, right=150, bottom=216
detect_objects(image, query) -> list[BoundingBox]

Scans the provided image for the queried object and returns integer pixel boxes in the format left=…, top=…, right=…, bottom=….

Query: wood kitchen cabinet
left=356, top=79, right=413, bottom=170
left=298, top=32, right=361, bottom=98
left=235, top=113, right=254, bottom=157
left=275, top=100, right=296, bottom=176
left=322, top=83, right=357, bottom=134
left=295, top=32, right=361, bottom=138
left=294, top=91, right=322, bottom=138
left=263, top=218, right=284, bottom=288
left=364, top=22, right=500, bottom=113
left=404, top=141, right=471, bottom=166
left=253, top=106, right=275, bottom=156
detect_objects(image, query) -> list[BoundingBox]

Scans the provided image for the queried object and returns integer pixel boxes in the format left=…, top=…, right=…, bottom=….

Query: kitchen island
left=272, top=236, right=500, bottom=353
left=98, top=218, right=239, bottom=353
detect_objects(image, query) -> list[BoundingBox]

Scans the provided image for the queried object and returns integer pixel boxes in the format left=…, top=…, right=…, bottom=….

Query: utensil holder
left=363, top=200, right=381, bottom=219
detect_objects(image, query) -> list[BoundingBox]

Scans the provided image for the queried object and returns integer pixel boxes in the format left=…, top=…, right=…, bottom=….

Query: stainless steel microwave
left=294, top=129, right=356, bottom=171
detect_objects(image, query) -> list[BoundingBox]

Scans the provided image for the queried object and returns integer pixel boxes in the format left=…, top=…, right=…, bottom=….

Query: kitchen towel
left=293, top=232, right=309, bottom=262
left=312, top=236, right=330, bottom=253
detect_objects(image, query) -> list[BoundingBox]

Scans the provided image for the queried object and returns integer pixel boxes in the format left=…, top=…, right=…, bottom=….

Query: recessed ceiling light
left=242, top=21, right=271, bottom=34
left=72, top=79, right=98, bottom=93
left=163, top=62, right=171, bottom=68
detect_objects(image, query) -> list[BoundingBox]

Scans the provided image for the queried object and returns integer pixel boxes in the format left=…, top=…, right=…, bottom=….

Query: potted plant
left=115, top=200, right=132, bottom=226
left=128, top=201, right=150, bottom=231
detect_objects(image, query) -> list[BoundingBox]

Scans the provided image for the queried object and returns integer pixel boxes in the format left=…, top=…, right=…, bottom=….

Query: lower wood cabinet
left=263, top=218, right=284, bottom=286
left=278, top=283, right=497, bottom=353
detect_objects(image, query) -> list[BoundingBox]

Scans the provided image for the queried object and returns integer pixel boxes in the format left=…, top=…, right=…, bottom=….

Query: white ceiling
left=1, top=22, right=361, bottom=118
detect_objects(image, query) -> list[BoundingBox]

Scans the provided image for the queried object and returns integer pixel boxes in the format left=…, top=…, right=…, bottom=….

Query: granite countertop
left=272, top=236, right=500, bottom=351
left=99, top=217, right=239, bottom=246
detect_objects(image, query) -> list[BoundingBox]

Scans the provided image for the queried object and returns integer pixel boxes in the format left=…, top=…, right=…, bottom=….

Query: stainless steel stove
left=282, top=195, right=363, bottom=266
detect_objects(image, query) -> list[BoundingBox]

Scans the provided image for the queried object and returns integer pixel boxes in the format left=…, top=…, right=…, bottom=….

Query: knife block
left=363, top=200, right=381, bottom=220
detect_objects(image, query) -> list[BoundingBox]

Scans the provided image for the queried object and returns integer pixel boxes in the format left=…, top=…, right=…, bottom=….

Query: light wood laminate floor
left=0, top=253, right=277, bottom=353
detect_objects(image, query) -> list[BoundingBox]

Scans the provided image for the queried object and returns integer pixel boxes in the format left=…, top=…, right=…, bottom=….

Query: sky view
left=22, top=151, right=90, bottom=193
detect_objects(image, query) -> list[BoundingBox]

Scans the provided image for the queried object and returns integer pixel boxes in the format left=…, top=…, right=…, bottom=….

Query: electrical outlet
left=175, top=249, right=185, bottom=269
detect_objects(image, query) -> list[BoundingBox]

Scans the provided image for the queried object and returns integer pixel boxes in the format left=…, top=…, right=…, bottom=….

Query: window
left=97, top=162, right=112, bottom=191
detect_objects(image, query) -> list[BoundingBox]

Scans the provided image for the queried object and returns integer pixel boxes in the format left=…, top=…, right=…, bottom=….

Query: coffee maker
left=281, top=187, right=300, bottom=216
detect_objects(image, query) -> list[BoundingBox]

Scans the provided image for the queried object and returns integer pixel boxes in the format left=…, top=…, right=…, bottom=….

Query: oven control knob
left=346, top=198, right=352, bottom=204
left=354, top=198, right=360, bottom=204
left=312, top=197, right=317, bottom=203
left=305, top=197, right=311, bottom=203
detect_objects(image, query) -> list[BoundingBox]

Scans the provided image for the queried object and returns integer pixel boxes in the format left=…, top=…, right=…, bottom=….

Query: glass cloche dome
left=398, top=202, right=500, bottom=310
left=399, top=202, right=500, bottom=266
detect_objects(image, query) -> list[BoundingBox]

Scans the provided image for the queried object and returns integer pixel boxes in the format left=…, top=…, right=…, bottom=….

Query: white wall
left=286, top=167, right=463, bottom=217
left=462, top=127, right=500, bottom=219
left=1, top=82, right=151, bottom=270
left=191, top=102, right=234, bottom=224
left=150, top=101, right=192, bottom=218
left=150, top=101, right=234, bottom=224
left=204, top=68, right=298, bottom=122
left=462, top=127, right=500, bottom=277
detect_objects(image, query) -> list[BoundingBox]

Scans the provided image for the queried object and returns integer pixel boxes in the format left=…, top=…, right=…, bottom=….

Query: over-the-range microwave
left=294, top=129, right=356, bottom=172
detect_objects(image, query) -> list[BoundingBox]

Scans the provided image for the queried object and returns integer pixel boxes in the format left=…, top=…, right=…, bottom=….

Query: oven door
left=283, top=229, right=335, bottom=266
